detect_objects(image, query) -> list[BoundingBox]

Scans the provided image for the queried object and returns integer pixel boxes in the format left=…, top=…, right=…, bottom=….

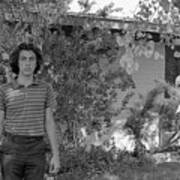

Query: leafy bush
left=38, top=27, right=135, bottom=146
left=57, top=146, right=154, bottom=180
left=124, top=81, right=180, bottom=155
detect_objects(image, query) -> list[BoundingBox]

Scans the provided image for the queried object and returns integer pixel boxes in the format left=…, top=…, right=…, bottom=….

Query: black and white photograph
left=0, top=0, right=180, bottom=179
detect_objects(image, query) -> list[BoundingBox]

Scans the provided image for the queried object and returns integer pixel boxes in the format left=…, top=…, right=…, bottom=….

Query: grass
left=52, top=162, right=180, bottom=180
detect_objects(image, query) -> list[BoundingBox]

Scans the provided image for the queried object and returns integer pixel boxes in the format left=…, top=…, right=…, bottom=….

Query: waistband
left=4, top=132, right=44, bottom=143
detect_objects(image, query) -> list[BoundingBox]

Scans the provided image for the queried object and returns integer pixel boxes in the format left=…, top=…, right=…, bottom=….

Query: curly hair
left=9, top=43, right=43, bottom=75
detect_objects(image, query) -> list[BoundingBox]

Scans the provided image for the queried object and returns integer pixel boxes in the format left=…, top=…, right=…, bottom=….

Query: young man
left=0, top=43, right=60, bottom=180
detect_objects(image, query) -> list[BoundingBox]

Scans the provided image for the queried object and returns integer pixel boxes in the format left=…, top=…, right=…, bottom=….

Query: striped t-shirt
left=0, top=79, right=56, bottom=136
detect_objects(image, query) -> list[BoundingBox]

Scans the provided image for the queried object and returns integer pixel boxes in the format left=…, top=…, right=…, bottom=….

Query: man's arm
left=0, top=111, right=4, bottom=133
left=45, top=107, right=59, bottom=156
left=0, top=110, right=4, bottom=142
left=0, top=86, right=5, bottom=138
left=45, top=107, right=60, bottom=174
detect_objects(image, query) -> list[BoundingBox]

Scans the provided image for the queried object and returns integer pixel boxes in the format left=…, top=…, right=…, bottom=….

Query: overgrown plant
left=124, top=81, right=180, bottom=156
left=39, top=27, right=135, bottom=146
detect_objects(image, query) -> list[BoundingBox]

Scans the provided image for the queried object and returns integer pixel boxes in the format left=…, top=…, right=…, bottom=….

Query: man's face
left=18, top=50, right=37, bottom=77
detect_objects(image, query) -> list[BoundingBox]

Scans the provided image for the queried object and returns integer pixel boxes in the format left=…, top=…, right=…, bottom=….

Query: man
left=0, top=43, right=60, bottom=180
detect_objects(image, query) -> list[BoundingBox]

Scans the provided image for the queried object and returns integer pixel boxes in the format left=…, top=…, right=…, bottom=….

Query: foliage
left=57, top=146, right=154, bottom=180
left=124, top=81, right=180, bottom=156
left=76, top=80, right=180, bottom=160
left=134, top=0, right=180, bottom=35
left=77, top=0, right=122, bottom=17
left=78, top=0, right=96, bottom=14
left=95, top=2, right=123, bottom=18
left=135, top=0, right=180, bottom=24
left=39, top=26, right=134, bottom=145
left=0, top=0, right=72, bottom=54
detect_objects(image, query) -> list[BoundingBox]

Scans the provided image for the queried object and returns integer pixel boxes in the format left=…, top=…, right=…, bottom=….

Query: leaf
left=78, top=0, right=96, bottom=13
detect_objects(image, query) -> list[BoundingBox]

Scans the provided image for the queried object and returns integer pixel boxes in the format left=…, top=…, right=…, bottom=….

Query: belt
left=4, top=132, right=44, bottom=143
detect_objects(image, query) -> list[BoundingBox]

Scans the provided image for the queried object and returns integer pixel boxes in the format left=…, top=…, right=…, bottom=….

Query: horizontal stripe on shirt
left=0, top=80, right=56, bottom=136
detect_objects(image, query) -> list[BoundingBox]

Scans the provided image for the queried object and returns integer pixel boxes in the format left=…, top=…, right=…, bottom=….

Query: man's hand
left=49, top=154, right=61, bottom=176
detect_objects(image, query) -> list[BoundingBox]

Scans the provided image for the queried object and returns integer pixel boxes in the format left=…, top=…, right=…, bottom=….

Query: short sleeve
left=0, top=87, right=5, bottom=112
left=45, top=84, right=57, bottom=112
